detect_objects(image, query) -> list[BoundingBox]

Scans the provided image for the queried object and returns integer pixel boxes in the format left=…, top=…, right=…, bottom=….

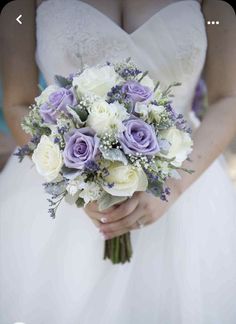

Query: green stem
left=115, top=237, right=119, bottom=263
left=103, top=232, right=133, bottom=264
left=120, top=235, right=125, bottom=263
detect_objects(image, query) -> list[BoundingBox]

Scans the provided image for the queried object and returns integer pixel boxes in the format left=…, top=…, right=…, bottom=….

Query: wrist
left=165, top=177, right=184, bottom=203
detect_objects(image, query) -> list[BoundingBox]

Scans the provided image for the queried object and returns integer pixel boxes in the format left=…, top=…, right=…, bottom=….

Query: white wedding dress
left=1, top=1, right=236, bottom=323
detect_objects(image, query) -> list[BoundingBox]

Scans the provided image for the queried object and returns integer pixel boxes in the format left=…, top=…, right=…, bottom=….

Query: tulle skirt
left=0, top=152, right=236, bottom=324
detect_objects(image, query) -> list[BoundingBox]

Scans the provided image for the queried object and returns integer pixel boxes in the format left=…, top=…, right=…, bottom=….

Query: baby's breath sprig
left=99, top=132, right=120, bottom=151
left=77, top=93, right=97, bottom=110
left=128, top=152, right=155, bottom=170
left=21, top=104, right=49, bottom=136
left=155, top=111, right=174, bottom=130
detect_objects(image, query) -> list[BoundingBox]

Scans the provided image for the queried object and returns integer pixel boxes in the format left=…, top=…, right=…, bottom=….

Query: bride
left=1, top=0, right=236, bottom=323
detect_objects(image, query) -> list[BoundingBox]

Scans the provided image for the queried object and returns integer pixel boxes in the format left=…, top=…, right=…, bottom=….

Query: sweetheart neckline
left=37, top=0, right=201, bottom=36
left=78, top=0, right=200, bottom=36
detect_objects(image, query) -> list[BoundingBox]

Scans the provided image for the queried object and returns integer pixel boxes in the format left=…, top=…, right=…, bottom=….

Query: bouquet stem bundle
left=104, top=232, right=132, bottom=264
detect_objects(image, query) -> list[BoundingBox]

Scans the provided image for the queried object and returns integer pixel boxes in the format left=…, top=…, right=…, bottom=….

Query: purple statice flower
left=122, top=80, right=153, bottom=104
left=40, top=88, right=76, bottom=124
left=30, top=134, right=41, bottom=145
left=54, top=137, right=60, bottom=144
left=58, top=126, right=69, bottom=135
left=107, top=85, right=123, bottom=103
left=63, top=127, right=99, bottom=170
left=174, top=113, right=192, bottom=133
left=165, top=104, right=191, bottom=133
left=84, top=160, right=100, bottom=172
left=192, top=78, right=207, bottom=121
left=120, top=68, right=142, bottom=79
left=165, top=103, right=178, bottom=121
left=119, top=118, right=159, bottom=156
left=160, top=187, right=171, bottom=201
left=107, top=182, right=114, bottom=188
left=14, top=145, right=32, bottom=162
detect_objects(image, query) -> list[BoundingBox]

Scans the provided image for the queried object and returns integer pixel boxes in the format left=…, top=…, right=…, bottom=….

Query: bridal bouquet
left=16, top=58, right=193, bottom=264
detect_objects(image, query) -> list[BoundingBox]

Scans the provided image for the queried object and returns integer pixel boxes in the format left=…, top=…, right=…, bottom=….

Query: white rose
left=35, top=85, right=59, bottom=106
left=160, top=127, right=193, bottom=167
left=32, top=135, right=63, bottom=181
left=87, top=100, right=128, bottom=135
left=72, top=65, right=119, bottom=98
left=103, top=164, right=148, bottom=197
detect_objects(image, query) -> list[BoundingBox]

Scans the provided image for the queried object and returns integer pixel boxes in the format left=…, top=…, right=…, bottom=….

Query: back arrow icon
left=16, top=15, right=22, bottom=24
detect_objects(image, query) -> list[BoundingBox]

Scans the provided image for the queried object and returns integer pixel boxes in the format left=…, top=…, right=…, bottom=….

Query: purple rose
left=63, top=127, right=99, bottom=169
left=40, top=88, right=76, bottom=124
left=119, top=118, right=159, bottom=155
left=122, top=80, right=153, bottom=103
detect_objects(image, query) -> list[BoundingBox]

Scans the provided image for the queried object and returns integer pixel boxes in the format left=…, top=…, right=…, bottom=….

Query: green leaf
left=99, top=147, right=128, bottom=165
left=138, top=71, right=149, bottom=82
left=75, top=197, right=85, bottom=208
left=54, top=75, right=72, bottom=88
left=147, top=182, right=163, bottom=197
left=97, top=192, right=127, bottom=211
left=66, top=106, right=88, bottom=126
left=64, top=192, right=81, bottom=205
left=76, top=108, right=88, bottom=122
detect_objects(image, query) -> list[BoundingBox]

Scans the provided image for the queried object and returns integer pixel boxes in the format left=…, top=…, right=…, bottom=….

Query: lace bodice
left=36, top=0, right=207, bottom=123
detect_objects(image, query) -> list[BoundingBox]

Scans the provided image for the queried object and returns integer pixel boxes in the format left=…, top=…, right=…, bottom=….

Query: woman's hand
left=84, top=184, right=180, bottom=239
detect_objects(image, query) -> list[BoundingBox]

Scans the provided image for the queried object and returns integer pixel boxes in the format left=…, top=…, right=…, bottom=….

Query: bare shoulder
left=201, top=0, right=236, bottom=101
left=202, top=0, right=236, bottom=47
left=36, top=0, right=44, bottom=7
left=202, top=0, right=235, bottom=20
left=1, top=0, right=38, bottom=106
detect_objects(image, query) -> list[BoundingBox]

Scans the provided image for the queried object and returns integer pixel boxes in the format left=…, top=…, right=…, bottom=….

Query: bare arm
left=172, top=0, right=236, bottom=195
left=1, top=0, right=39, bottom=146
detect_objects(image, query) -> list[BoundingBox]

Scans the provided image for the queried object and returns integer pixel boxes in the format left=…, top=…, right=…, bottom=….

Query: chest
left=37, top=0, right=200, bottom=34
left=36, top=0, right=207, bottom=88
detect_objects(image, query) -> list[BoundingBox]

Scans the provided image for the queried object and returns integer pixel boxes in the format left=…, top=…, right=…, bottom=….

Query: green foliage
left=97, top=192, right=127, bottom=211
left=54, top=75, right=72, bottom=88
left=99, top=147, right=128, bottom=165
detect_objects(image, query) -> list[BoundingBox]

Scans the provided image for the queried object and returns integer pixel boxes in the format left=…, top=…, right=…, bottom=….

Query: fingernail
left=100, top=217, right=108, bottom=223
left=100, top=232, right=108, bottom=240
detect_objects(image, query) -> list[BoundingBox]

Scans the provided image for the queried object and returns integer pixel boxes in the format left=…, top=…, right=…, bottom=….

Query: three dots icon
left=207, top=21, right=219, bottom=25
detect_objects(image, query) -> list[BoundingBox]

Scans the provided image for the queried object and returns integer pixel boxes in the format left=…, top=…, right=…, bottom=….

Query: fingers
left=84, top=193, right=141, bottom=234
left=85, top=201, right=116, bottom=214
left=102, top=221, right=141, bottom=240
left=91, top=218, right=101, bottom=228
left=83, top=202, right=118, bottom=225
left=104, top=194, right=140, bottom=223
left=103, top=226, right=134, bottom=240
left=99, top=205, right=144, bottom=239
